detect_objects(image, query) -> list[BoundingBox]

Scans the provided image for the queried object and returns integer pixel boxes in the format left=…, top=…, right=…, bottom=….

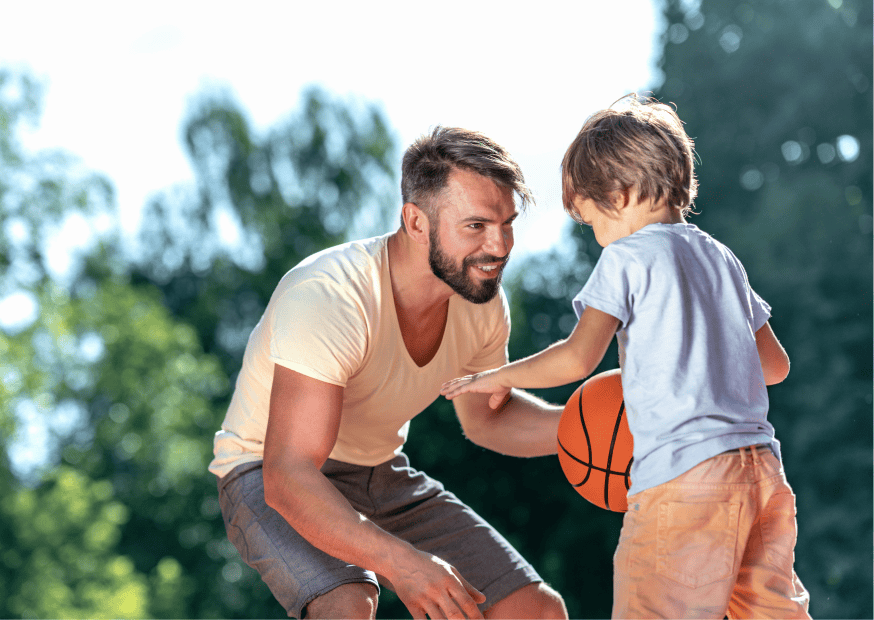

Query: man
left=210, top=127, right=569, bottom=619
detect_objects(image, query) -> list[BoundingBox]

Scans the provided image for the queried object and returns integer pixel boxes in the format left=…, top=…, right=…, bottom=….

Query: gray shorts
left=218, top=453, right=541, bottom=618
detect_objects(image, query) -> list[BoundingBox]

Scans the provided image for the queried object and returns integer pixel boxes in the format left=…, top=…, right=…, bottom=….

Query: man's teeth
left=478, top=265, right=497, bottom=272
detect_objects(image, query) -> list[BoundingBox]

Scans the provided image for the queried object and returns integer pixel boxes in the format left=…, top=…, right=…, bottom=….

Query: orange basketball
left=557, top=369, right=634, bottom=512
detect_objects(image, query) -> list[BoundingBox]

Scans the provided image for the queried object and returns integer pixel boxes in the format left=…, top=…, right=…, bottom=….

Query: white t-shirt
left=209, top=233, right=510, bottom=477
left=572, top=223, right=779, bottom=495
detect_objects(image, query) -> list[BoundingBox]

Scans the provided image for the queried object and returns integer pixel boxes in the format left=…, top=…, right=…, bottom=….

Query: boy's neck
left=621, top=195, right=685, bottom=237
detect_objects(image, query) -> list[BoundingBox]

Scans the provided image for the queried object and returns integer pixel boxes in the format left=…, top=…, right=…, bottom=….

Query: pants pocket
left=656, top=501, right=740, bottom=588
left=760, top=490, right=798, bottom=571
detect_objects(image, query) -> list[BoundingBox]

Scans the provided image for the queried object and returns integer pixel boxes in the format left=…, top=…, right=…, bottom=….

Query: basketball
left=557, top=369, right=634, bottom=512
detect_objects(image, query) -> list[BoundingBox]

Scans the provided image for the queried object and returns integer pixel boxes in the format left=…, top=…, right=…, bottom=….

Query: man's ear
left=401, top=202, right=430, bottom=245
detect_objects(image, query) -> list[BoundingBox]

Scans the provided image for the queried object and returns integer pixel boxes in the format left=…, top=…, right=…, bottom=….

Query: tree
left=0, top=69, right=175, bottom=618
left=502, top=0, right=872, bottom=617
left=132, top=85, right=398, bottom=377
left=120, top=86, right=400, bottom=617
left=655, top=1, right=871, bottom=617
left=0, top=69, right=402, bottom=618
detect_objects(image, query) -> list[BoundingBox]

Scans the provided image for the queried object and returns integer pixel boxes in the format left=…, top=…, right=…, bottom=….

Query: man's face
left=427, top=168, right=518, bottom=304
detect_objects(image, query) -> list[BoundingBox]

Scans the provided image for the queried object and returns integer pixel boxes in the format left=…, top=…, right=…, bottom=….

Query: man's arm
left=453, top=389, right=563, bottom=457
left=263, top=364, right=485, bottom=619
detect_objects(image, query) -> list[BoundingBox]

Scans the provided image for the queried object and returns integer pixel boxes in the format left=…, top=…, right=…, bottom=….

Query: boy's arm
left=755, top=321, right=790, bottom=385
left=441, top=307, right=620, bottom=405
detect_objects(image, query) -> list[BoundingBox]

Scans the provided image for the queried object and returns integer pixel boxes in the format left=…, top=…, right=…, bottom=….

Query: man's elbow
left=262, top=462, right=284, bottom=510
left=460, top=417, right=490, bottom=449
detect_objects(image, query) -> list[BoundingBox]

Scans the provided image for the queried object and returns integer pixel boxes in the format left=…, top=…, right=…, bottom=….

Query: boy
left=441, top=96, right=811, bottom=619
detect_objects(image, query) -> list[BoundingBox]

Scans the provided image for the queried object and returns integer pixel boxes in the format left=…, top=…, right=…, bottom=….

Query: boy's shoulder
left=607, top=222, right=696, bottom=257
left=607, top=222, right=738, bottom=269
left=617, top=222, right=725, bottom=252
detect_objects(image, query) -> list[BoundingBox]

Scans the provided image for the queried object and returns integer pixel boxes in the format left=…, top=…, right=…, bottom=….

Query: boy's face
left=572, top=195, right=625, bottom=247
left=572, top=192, right=686, bottom=247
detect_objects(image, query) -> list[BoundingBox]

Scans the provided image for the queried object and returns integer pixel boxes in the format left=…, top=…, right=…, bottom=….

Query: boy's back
left=572, top=222, right=779, bottom=494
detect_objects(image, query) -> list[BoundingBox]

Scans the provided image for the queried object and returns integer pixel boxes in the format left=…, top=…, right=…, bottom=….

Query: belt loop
left=751, top=444, right=762, bottom=466
left=738, top=445, right=748, bottom=469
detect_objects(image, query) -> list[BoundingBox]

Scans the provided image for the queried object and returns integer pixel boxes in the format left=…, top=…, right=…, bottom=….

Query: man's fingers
left=452, top=569, right=486, bottom=616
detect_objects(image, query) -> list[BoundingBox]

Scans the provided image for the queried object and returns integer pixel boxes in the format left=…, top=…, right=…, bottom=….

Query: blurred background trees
left=0, top=0, right=870, bottom=618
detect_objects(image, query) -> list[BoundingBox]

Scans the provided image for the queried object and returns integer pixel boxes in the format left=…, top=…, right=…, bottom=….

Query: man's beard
left=428, top=227, right=507, bottom=304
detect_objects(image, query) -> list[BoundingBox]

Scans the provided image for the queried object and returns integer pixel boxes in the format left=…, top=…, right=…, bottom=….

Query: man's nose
left=483, top=226, right=512, bottom=258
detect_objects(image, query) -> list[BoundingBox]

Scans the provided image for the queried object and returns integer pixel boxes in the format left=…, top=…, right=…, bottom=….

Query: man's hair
left=400, top=126, right=534, bottom=230
left=561, top=95, right=698, bottom=221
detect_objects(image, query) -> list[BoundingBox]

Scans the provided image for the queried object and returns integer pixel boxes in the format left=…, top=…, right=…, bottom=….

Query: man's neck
left=387, top=230, right=454, bottom=316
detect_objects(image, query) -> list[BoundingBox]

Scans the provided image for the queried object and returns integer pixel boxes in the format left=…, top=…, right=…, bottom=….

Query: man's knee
left=485, top=582, right=568, bottom=619
left=303, top=582, right=378, bottom=619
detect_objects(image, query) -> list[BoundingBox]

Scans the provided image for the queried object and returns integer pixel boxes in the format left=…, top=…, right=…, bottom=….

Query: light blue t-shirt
left=572, top=223, right=780, bottom=495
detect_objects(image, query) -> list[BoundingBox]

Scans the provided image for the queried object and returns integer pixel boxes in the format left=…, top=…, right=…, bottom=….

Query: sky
left=2, top=0, right=665, bottom=266
left=1, top=1, right=666, bottom=478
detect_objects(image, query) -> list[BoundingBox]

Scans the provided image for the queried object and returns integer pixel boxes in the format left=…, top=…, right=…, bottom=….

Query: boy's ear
left=401, top=202, right=430, bottom=245
left=612, top=188, right=633, bottom=210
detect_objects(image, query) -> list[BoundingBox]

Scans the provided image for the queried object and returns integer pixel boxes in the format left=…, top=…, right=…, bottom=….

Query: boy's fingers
left=443, top=385, right=468, bottom=400
left=441, top=379, right=473, bottom=396
left=441, top=377, right=470, bottom=391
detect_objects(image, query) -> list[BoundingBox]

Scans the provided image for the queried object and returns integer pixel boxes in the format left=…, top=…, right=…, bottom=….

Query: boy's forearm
left=500, top=306, right=618, bottom=390
left=501, top=338, right=593, bottom=389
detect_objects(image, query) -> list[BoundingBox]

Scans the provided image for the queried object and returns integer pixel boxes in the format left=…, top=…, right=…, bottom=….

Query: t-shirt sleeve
left=748, top=286, right=771, bottom=332
left=572, top=245, right=633, bottom=326
left=462, top=288, right=511, bottom=373
left=727, top=247, right=772, bottom=332
left=267, top=279, right=367, bottom=387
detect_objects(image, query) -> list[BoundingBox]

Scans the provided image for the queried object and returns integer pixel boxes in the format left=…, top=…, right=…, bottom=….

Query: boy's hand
left=441, top=369, right=511, bottom=410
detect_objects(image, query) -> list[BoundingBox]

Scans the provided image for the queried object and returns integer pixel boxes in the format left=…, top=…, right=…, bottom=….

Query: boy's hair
left=561, top=95, right=698, bottom=221
left=400, top=126, right=534, bottom=230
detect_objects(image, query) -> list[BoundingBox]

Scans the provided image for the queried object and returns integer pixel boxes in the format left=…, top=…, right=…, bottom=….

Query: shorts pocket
left=656, top=501, right=740, bottom=588
left=760, top=490, right=798, bottom=571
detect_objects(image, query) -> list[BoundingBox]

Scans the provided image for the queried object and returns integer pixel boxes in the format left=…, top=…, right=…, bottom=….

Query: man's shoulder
left=280, top=234, right=390, bottom=291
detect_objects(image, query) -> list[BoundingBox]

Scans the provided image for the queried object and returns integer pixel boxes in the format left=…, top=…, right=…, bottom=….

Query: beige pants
left=613, top=445, right=811, bottom=619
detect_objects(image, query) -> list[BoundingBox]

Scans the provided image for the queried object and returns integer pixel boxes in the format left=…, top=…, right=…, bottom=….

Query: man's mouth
left=471, top=261, right=505, bottom=277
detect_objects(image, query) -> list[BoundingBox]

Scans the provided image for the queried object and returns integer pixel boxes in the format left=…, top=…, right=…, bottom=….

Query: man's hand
left=388, top=547, right=486, bottom=619
left=441, top=368, right=511, bottom=410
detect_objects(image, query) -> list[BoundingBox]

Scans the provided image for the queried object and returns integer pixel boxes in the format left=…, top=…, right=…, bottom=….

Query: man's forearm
left=263, top=458, right=414, bottom=578
left=465, top=389, right=562, bottom=458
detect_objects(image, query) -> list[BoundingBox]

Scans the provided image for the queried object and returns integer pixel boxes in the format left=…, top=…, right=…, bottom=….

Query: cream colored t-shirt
left=209, top=233, right=510, bottom=477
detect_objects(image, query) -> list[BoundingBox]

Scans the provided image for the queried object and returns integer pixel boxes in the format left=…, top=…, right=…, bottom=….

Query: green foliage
left=132, top=85, right=398, bottom=378
left=1, top=466, right=153, bottom=618
left=498, top=1, right=872, bottom=617
left=653, top=1, right=872, bottom=618
left=2, top=0, right=870, bottom=615
left=1, top=68, right=400, bottom=618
